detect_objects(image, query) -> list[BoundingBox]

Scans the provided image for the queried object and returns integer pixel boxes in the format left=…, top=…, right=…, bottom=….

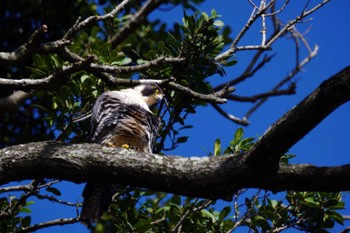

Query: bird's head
left=133, top=84, right=164, bottom=107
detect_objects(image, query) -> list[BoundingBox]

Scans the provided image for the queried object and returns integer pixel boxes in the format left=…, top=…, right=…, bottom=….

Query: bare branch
left=16, top=217, right=80, bottom=233
left=213, top=52, right=275, bottom=92
left=225, top=85, right=295, bottom=102
left=34, top=193, right=79, bottom=207
left=211, top=103, right=249, bottom=126
left=244, top=44, right=318, bottom=119
left=0, top=184, right=32, bottom=192
left=215, top=0, right=275, bottom=61
left=265, top=0, right=290, bottom=17
left=109, top=0, right=164, bottom=48
left=0, top=57, right=95, bottom=90
left=168, top=82, right=227, bottom=104
left=64, top=0, right=132, bottom=40
left=215, top=0, right=330, bottom=62
left=265, top=0, right=331, bottom=48
left=0, top=25, right=45, bottom=64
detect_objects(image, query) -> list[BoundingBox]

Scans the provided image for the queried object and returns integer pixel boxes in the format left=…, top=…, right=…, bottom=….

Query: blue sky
left=5, top=1, right=350, bottom=232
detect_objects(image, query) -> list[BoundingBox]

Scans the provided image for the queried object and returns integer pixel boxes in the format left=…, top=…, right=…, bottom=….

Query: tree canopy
left=1, top=0, right=350, bottom=232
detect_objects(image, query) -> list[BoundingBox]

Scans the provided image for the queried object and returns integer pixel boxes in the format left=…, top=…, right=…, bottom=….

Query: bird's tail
left=81, top=182, right=115, bottom=225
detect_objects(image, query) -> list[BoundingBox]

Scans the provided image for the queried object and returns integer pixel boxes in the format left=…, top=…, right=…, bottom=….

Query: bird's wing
left=89, top=91, right=127, bottom=144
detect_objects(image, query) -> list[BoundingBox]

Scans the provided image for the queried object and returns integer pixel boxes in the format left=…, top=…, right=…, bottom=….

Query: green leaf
left=231, top=128, right=243, bottom=147
left=330, top=211, right=344, bottom=225
left=213, top=20, right=224, bottom=27
left=32, top=54, right=44, bottom=66
left=21, top=216, right=31, bottom=228
left=80, top=74, right=90, bottom=83
left=214, top=138, right=221, bottom=156
left=157, top=41, right=165, bottom=52
left=268, top=199, right=279, bottom=208
left=201, top=209, right=216, bottom=223
left=177, top=136, right=188, bottom=144
left=219, top=206, right=231, bottom=221
left=303, top=197, right=320, bottom=208
left=225, top=59, right=237, bottom=67
left=20, top=207, right=32, bottom=213
left=254, top=215, right=271, bottom=231
left=137, top=59, right=147, bottom=65
left=46, top=187, right=61, bottom=196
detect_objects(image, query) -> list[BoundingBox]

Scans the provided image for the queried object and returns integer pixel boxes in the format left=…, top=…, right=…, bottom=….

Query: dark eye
left=141, top=85, right=156, bottom=96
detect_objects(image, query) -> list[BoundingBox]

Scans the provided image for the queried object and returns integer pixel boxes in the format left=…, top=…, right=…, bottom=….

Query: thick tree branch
left=1, top=141, right=350, bottom=203
left=245, top=65, right=350, bottom=166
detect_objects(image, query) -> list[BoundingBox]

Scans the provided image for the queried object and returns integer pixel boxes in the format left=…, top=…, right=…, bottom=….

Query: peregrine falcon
left=81, top=84, right=163, bottom=225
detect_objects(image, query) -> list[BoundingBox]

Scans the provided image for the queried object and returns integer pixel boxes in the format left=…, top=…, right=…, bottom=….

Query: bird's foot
left=121, top=144, right=130, bottom=149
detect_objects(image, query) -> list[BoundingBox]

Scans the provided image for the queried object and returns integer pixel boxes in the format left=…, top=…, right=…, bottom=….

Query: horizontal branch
left=168, top=82, right=227, bottom=104
left=225, top=86, right=296, bottom=102
left=1, top=141, right=350, bottom=202
left=17, top=217, right=80, bottom=233
left=89, top=57, right=185, bottom=74
left=0, top=57, right=95, bottom=90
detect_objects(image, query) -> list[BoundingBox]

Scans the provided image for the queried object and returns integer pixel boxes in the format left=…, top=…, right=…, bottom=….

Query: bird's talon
left=121, top=144, right=130, bottom=149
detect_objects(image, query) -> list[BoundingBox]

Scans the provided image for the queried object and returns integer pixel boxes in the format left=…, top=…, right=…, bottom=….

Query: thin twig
left=64, top=0, right=132, bottom=40
left=225, top=86, right=295, bottom=102
left=171, top=199, right=213, bottom=233
left=215, top=0, right=275, bottom=61
left=265, top=0, right=331, bottom=48
left=0, top=57, right=95, bottom=90
left=34, top=194, right=79, bottom=207
left=15, top=217, right=80, bottom=233
left=109, top=0, right=163, bottom=48
left=244, top=44, right=318, bottom=119
left=168, top=82, right=227, bottom=104
left=0, top=25, right=47, bottom=64
left=89, top=57, right=185, bottom=74
left=211, top=103, right=249, bottom=126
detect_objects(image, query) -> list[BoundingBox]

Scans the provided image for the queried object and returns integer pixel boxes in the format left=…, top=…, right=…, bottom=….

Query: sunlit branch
left=214, top=0, right=275, bottom=61
left=168, top=82, right=227, bottom=104
left=211, top=103, right=249, bottom=126
left=225, top=86, right=295, bottom=102
left=34, top=193, right=79, bottom=207
left=17, top=217, right=80, bottom=233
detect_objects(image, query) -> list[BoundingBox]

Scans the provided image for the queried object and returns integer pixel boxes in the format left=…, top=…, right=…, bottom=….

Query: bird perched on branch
left=81, top=84, right=163, bottom=225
